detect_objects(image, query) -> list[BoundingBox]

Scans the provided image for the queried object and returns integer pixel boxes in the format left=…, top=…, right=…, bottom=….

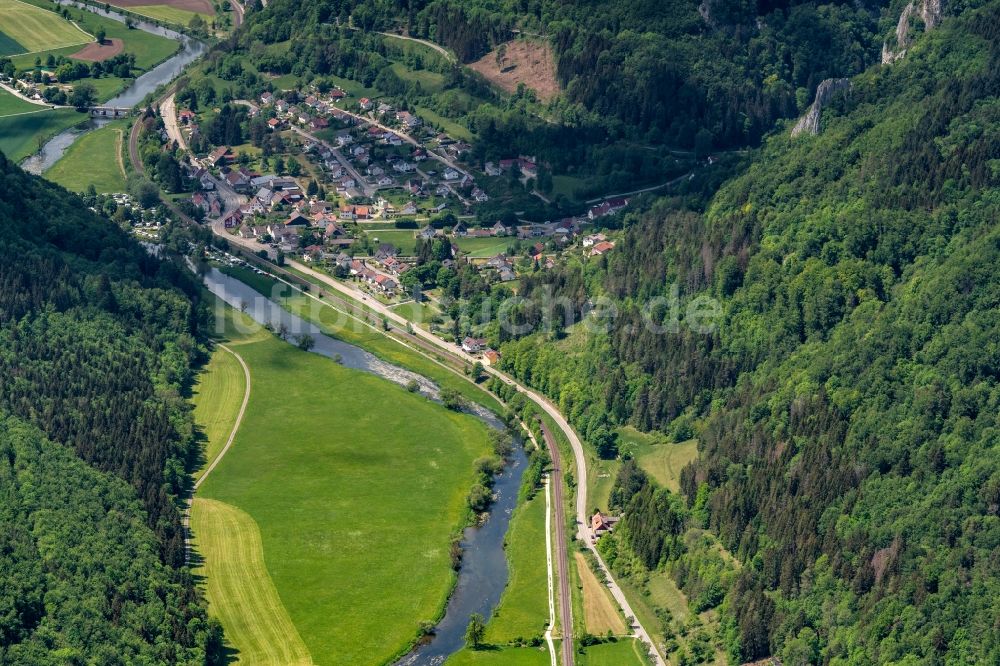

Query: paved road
left=378, top=31, right=455, bottom=63
left=230, top=0, right=245, bottom=27
left=160, top=93, right=188, bottom=151
left=288, top=126, right=375, bottom=197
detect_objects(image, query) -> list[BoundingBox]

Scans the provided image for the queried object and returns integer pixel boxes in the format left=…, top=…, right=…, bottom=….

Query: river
left=21, top=2, right=206, bottom=174
left=199, top=265, right=529, bottom=665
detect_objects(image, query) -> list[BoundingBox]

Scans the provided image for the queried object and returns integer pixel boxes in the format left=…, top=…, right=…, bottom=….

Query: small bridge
left=89, top=106, right=132, bottom=118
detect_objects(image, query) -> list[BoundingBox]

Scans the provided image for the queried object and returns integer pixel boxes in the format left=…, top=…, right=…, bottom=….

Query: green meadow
left=577, top=638, right=651, bottom=665
left=44, top=120, right=126, bottom=192
left=485, top=491, right=549, bottom=644
left=0, top=88, right=43, bottom=116
left=193, top=303, right=494, bottom=665
left=0, top=107, right=82, bottom=162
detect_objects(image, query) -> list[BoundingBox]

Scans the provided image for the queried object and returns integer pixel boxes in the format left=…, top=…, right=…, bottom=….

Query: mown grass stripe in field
left=0, top=0, right=92, bottom=55
left=191, top=498, right=314, bottom=666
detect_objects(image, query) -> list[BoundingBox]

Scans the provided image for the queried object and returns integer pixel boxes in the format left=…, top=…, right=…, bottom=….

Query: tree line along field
left=191, top=302, right=495, bottom=665
left=0, top=0, right=91, bottom=56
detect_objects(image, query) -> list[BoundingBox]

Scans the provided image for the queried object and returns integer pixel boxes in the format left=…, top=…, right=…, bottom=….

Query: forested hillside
left=241, top=0, right=897, bottom=150
left=0, top=153, right=219, bottom=662
left=499, top=2, right=1000, bottom=662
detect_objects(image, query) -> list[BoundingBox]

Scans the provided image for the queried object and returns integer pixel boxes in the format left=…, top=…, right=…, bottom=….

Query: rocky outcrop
left=791, top=78, right=851, bottom=137
left=882, top=0, right=943, bottom=64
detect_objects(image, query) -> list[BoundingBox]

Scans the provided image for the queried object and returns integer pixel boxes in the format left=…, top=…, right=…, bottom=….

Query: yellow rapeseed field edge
left=191, top=498, right=314, bottom=666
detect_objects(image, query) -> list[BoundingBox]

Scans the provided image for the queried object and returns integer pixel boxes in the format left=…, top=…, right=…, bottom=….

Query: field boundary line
left=195, top=342, right=251, bottom=490
left=0, top=107, right=54, bottom=118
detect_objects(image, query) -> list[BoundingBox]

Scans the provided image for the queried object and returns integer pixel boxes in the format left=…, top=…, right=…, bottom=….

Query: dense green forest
left=0, top=153, right=220, bottom=662
left=497, top=2, right=1000, bottom=662
left=237, top=0, right=904, bottom=150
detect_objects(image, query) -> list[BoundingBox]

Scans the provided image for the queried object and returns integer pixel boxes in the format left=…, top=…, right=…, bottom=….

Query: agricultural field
left=190, top=498, right=313, bottom=666
left=454, top=235, right=514, bottom=258
left=44, top=120, right=127, bottom=192
left=0, top=87, right=43, bottom=116
left=10, top=0, right=178, bottom=76
left=107, top=0, right=214, bottom=26
left=577, top=638, right=650, bottom=666
left=193, top=301, right=494, bottom=665
left=573, top=552, right=625, bottom=636
left=484, top=491, right=549, bottom=644
left=190, top=343, right=247, bottom=480
left=446, top=647, right=551, bottom=665
left=0, top=107, right=81, bottom=162
left=0, top=0, right=91, bottom=56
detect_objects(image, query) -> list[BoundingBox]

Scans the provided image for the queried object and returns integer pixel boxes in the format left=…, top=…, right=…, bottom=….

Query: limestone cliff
left=790, top=78, right=851, bottom=137
left=882, top=0, right=943, bottom=64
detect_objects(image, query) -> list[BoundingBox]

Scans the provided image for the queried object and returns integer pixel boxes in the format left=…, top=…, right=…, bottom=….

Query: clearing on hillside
left=69, top=37, right=123, bottom=62
left=469, top=39, right=560, bottom=102
left=0, top=0, right=91, bottom=55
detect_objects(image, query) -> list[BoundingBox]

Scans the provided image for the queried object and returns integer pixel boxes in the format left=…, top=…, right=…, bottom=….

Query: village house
left=396, top=110, right=422, bottom=129
left=588, top=197, right=629, bottom=220
left=484, top=161, right=502, bottom=177
left=359, top=97, right=372, bottom=110
left=207, top=146, right=231, bottom=167
left=582, top=233, right=607, bottom=248
left=285, top=212, right=310, bottom=226
left=589, top=240, right=616, bottom=257
left=260, top=92, right=274, bottom=105
left=482, top=349, right=501, bottom=366
left=461, top=337, right=489, bottom=354
left=591, top=512, right=620, bottom=540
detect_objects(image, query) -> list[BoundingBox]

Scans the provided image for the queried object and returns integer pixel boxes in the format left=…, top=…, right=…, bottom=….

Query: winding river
left=200, top=265, right=529, bottom=665
left=21, top=3, right=206, bottom=174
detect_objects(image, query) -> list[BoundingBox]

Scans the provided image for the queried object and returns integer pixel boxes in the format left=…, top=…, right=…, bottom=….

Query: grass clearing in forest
left=194, top=301, right=493, bottom=665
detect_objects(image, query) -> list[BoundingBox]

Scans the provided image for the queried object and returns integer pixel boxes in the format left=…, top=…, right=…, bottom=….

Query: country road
left=378, top=31, right=455, bottom=63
